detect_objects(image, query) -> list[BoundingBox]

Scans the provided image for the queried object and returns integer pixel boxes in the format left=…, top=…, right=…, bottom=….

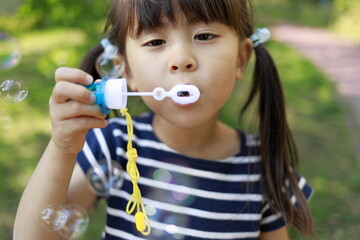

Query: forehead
left=128, top=0, right=234, bottom=36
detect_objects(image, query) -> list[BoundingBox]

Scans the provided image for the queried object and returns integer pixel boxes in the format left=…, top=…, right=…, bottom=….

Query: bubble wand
left=85, top=78, right=200, bottom=114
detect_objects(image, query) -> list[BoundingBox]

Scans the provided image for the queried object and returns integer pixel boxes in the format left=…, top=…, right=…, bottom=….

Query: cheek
left=126, top=59, right=156, bottom=91
left=213, top=80, right=236, bottom=104
left=206, top=55, right=238, bottom=88
left=202, top=54, right=238, bottom=105
left=125, top=53, right=165, bottom=92
left=205, top=47, right=239, bottom=77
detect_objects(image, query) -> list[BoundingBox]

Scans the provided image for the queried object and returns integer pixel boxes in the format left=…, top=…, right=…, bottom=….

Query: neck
left=152, top=114, right=240, bottom=160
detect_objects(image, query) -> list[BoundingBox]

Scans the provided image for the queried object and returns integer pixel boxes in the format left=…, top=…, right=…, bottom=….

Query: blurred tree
left=15, top=0, right=109, bottom=34
left=1, top=0, right=24, bottom=14
left=286, top=0, right=330, bottom=3
left=333, top=0, right=360, bottom=12
left=319, top=0, right=332, bottom=4
left=333, top=0, right=360, bottom=42
left=286, top=0, right=333, bottom=4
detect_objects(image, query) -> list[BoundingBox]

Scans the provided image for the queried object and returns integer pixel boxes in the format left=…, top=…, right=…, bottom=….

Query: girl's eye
left=144, top=39, right=166, bottom=47
left=195, top=33, right=215, bottom=41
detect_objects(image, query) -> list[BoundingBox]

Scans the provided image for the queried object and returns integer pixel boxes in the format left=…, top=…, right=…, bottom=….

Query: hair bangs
left=126, top=0, right=250, bottom=37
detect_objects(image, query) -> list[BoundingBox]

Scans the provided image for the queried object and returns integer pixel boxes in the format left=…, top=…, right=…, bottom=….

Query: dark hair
left=241, top=44, right=315, bottom=235
left=80, top=0, right=314, bottom=236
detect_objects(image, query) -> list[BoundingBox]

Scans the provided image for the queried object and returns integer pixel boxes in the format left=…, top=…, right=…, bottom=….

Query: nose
left=168, top=45, right=197, bottom=73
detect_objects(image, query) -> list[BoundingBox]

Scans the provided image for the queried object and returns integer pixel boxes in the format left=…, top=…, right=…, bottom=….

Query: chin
left=152, top=101, right=219, bottom=129
left=167, top=112, right=216, bottom=129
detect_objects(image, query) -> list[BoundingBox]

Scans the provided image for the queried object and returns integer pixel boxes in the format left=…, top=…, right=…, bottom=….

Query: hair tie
left=250, top=28, right=271, bottom=48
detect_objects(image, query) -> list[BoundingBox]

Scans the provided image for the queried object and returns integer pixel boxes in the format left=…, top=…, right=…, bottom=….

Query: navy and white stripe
left=77, top=113, right=313, bottom=240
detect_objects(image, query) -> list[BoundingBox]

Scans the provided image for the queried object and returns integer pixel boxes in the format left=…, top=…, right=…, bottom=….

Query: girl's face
left=124, top=13, right=252, bottom=129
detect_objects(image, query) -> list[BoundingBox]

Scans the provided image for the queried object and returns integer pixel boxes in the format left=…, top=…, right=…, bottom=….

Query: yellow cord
left=120, top=108, right=151, bottom=235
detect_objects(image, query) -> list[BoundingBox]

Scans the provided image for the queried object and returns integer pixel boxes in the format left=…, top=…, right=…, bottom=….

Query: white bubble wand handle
left=126, top=85, right=200, bottom=104
left=86, top=79, right=200, bottom=114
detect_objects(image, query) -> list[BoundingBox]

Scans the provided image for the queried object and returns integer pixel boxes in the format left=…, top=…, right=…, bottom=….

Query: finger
left=55, top=67, right=93, bottom=85
left=55, top=117, right=109, bottom=135
left=51, top=81, right=95, bottom=104
left=50, top=99, right=107, bottom=121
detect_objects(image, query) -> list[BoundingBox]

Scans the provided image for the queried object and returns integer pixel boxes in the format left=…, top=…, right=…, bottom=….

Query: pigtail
left=241, top=45, right=315, bottom=236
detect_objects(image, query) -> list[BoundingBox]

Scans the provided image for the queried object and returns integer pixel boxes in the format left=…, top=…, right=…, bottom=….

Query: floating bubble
left=96, top=53, right=124, bottom=80
left=40, top=204, right=89, bottom=239
left=0, top=79, right=28, bottom=103
left=95, top=40, right=124, bottom=79
left=1, top=116, right=13, bottom=130
left=163, top=215, right=186, bottom=239
left=171, top=171, right=198, bottom=206
left=144, top=205, right=157, bottom=216
left=172, top=186, right=191, bottom=202
left=166, top=224, right=179, bottom=235
left=86, top=159, right=124, bottom=197
left=153, top=169, right=172, bottom=183
left=152, top=227, right=164, bottom=238
left=40, top=204, right=68, bottom=231
left=0, top=32, right=21, bottom=69
left=58, top=204, right=89, bottom=239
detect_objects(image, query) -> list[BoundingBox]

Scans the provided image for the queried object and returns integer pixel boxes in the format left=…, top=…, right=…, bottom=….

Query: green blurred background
left=1, top=0, right=360, bottom=239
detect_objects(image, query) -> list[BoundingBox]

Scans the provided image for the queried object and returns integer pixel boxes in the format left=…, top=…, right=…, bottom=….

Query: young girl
left=14, top=0, right=315, bottom=239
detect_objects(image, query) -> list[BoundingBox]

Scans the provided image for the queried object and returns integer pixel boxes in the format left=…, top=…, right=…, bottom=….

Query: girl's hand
left=49, top=67, right=108, bottom=155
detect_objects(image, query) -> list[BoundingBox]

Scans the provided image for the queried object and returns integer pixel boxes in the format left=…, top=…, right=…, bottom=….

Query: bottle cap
left=104, top=78, right=128, bottom=110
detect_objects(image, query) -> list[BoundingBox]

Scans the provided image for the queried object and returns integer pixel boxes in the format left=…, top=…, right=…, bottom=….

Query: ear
left=235, top=38, right=253, bottom=80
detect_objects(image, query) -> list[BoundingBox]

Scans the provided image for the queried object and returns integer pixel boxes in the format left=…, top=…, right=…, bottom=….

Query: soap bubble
left=172, top=186, right=191, bottom=202
left=166, top=224, right=179, bottom=235
left=0, top=79, right=28, bottom=103
left=96, top=39, right=124, bottom=79
left=40, top=204, right=68, bottom=231
left=0, top=32, right=21, bottom=69
left=86, top=159, right=124, bottom=197
left=40, top=204, right=89, bottom=239
left=1, top=116, right=13, bottom=130
left=163, top=215, right=186, bottom=239
left=153, top=169, right=172, bottom=183
left=96, top=52, right=124, bottom=80
left=58, top=204, right=89, bottom=239
left=144, top=205, right=157, bottom=216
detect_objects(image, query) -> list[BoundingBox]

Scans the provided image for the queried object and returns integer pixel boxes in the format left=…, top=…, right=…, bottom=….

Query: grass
left=1, top=25, right=360, bottom=240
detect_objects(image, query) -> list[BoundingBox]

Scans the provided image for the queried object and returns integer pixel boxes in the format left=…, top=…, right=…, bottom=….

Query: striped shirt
left=77, top=113, right=313, bottom=240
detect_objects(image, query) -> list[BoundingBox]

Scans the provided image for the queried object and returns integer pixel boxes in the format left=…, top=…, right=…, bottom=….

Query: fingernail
left=86, top=74, right=94, bottom=84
